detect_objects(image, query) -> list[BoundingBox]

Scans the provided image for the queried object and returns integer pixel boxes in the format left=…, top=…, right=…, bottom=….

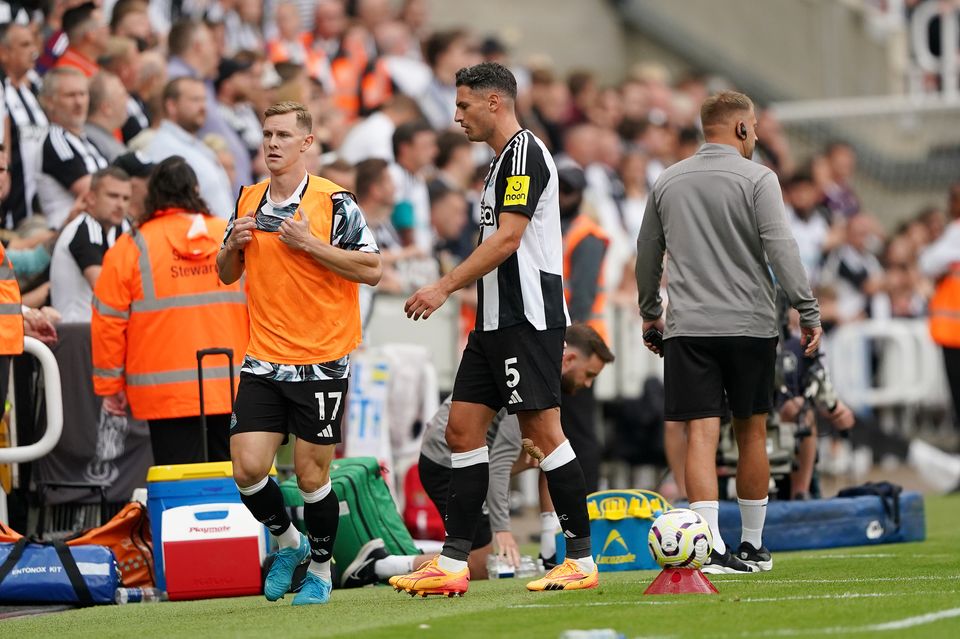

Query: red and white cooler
left=161, top=503, right=268, bottom=600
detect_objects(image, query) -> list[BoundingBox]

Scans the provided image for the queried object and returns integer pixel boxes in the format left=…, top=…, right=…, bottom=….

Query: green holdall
left=280, top=457, right=419, bottom=567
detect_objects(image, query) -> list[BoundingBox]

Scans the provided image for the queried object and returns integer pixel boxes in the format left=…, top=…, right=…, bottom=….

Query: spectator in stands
left=143, top=77, right=234, bottom=219
left=0, top=21, right=47, bottom=227
left=215, top=57, right=263, bottom=160
left=134, top=49, right=168, bottom=125
left=920, top=182, right=960, bottom=444
left=167, top=19, right=251, bottom=190
left=430, top=131, right=474, bottom=192
left=222, top=0, right=265, bottom=56
left=428, top=182, right=469, bottom=273
left=204, top=133, right=238, bottom=189
left=54, top=2, right=108, bottom=78
left=84, top=72, right=129, bottom=162
left=784, top=170, right=842, bottom=284
left=389, top=120, right=437, bottom=252
left=112, top=150, right=155, bottom=225
left=566, top=69, right=598, bottom=126
left=555, top=123, right=600, bottom=172
left=267, top=1, right=332, bottom=89
left=821, top=141, right=861, bottom=219
left=50, top=166, right=131, bottom=322
left=99, top=36, right=150, bottom=144
left=109, top=0, right=156, bottom=52
left=819, top=213, right=884, bottom=323
left=37, top=66, right=108, bottom=229
left=339, top=94, right=422, bottom=164
left=319, top=159, right=356, bottom=193
left=418, top=29, right=477, bottom=130
left=92, top=156, right=248, bottom=465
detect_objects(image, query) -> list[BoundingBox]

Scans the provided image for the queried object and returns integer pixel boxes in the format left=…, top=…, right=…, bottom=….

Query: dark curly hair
left=143, top=156, right=211, bottom=219
left=455, top=62, right=517, bottom=99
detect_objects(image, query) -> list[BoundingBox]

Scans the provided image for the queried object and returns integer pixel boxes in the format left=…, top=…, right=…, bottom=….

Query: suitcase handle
left=196, top=348, right=235, bottom=462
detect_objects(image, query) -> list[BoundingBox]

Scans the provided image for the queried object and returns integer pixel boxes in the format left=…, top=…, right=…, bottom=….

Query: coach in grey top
left=635, top=91, right=821, bottom=576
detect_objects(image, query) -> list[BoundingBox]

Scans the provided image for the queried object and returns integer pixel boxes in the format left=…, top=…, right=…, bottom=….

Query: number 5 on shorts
left=314, top=391, right=343, bottom=421
left=504, top=357, right=521, bottom=388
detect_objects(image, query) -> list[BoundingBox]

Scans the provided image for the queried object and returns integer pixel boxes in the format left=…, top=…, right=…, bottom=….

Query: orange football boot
left=392, top=557, right=469, bottom=597
left=525, top=558, right=599, bottom=591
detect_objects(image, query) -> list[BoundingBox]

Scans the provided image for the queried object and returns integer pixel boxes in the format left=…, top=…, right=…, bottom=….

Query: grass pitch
left=5, top=494, right=960, bottom=639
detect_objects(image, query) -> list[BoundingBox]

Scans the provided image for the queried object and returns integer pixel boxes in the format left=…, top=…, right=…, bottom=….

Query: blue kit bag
left=0, top=538, right=120, bottom=605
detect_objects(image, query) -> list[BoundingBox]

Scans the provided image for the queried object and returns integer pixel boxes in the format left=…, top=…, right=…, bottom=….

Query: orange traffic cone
left=643, top=568, right=718, bottom=595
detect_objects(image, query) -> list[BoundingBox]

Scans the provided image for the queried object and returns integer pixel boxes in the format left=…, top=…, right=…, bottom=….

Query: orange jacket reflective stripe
left=929, top=266, right=960, bottom=348
left=562, top=214, right=609, bottom=345
left=91, top=209, right=249, bottom=420
left=0, top=244, right=24, bottom=355
left=237, top=175, right=362, bottom=364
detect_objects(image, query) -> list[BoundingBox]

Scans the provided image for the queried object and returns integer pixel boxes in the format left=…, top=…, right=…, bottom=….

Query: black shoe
left=340, top=538, right=388, bottom=588
left=539, top=553, right=557, bottom=570
left=736, top=541, right=773, bottom=571
left=701, top=547, right=757, bottom=574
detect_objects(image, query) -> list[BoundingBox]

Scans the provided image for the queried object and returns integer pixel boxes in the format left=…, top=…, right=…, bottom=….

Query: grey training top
left=420, top=396, right=522, bottom=533
left=635, top=143, right=820, bottom=337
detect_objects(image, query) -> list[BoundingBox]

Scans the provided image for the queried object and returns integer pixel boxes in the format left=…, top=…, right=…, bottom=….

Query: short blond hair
left=700, top=91, right=753, bottom=128
left=263, top=101, right=312, bottom=133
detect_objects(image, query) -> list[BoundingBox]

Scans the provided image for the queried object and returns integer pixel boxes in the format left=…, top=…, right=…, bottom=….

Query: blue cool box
left=146, top=463, right=245, bottom=591
left=556, top=489, right=668, bottom=572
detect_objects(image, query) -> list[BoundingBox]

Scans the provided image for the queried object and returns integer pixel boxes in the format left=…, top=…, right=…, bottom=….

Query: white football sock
left=572, top=555, right=596, bottom=574
left=690, top=500, right=725, bottom=555
left=540, top=512, right=559, bottom=558
left=437, top=555, right=467, bottom=573
left=307, top=559, right=331, bottom=582
left=374, top=554, right=417, bottom=579
left=276, top=522, right=302, bottom=550
left=738, top=497, right=768, bottom=549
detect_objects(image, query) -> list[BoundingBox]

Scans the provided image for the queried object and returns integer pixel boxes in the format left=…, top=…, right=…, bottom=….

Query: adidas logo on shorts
left=508, top=390, right=523, bottom=405
left=317, top=424, right=333, bottom=439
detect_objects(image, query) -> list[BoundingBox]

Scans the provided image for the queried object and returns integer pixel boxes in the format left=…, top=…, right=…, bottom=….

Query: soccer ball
left=647, top=508, right=713, bottom=569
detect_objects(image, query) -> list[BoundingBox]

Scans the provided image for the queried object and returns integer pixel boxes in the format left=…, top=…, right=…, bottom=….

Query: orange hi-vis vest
left=929, top=263, right=960, bottom=348
left=267, top=35, right=330, bottom=84
left=0, top=244, right=24, bottom=355
left=91, top=209, right=249, bottom=421
left=237, top=175, right=361, bottom=364
left=562, top=214, right=610, bottom=345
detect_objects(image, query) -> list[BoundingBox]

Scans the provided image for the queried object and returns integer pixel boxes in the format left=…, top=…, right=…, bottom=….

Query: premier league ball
left=647, top=509, right=713, bottom=569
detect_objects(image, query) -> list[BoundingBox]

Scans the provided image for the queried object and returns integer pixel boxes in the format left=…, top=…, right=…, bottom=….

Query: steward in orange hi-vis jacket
left=0, top=244, right=23, bottom=356
left=92, top=157, right=248, bottom=465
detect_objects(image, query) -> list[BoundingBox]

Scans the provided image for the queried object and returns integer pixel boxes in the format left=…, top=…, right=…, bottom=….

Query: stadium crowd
left=0, top=1, right=957, bottom=475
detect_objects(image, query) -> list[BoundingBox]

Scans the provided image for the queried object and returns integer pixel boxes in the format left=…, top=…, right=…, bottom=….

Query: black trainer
left=701, top=547, right=758, bottom=574
left=539, top=553, right=557, bottom=570
left=736, top=541, right=773, bottom=571
left=340, top=538, right=388, bottom=588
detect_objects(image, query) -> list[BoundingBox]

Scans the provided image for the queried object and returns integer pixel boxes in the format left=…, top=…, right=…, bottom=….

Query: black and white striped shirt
left=476, top=129, right=569, bottom=332
left=38, top=125, right=108, bottom=228
left=2, top=73, right=47, bottom=227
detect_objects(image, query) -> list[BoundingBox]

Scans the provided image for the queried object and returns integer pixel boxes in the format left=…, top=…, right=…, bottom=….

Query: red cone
left=643, top=568, right=719, bottom=595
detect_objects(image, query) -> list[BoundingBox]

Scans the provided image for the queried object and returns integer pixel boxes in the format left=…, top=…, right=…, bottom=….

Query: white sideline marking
left=508, top=590, right=956, bottom=609
left=723, top=606, right=960, bottom=636
left=719, top=574, right=960, bottom=584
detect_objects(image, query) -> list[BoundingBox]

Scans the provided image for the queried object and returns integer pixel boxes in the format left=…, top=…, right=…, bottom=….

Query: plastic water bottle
left=515, top=555, right=540, bottom=578
left=558, top=631, right=624, bottom=639
left=115, top=587, right=165, bottom=604
left=485, top=555, right=515, bottom=579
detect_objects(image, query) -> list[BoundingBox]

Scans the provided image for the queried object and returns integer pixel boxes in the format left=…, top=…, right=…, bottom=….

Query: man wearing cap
left=112, top=151, right=155, bottom=224
left=215, top=58, right=262, bottom=160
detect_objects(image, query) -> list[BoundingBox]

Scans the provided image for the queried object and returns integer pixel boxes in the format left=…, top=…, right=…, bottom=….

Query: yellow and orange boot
left=525, top=558, right=599, bottom=591
left=392, top=557, right=469, bottom=597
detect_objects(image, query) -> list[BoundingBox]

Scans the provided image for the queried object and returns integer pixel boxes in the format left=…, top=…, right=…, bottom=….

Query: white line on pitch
left=507, top=590, right=957, bottom=609
left=713, top=605, right=960, bottom=636
left=718, top=574, right=960, bottom=584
